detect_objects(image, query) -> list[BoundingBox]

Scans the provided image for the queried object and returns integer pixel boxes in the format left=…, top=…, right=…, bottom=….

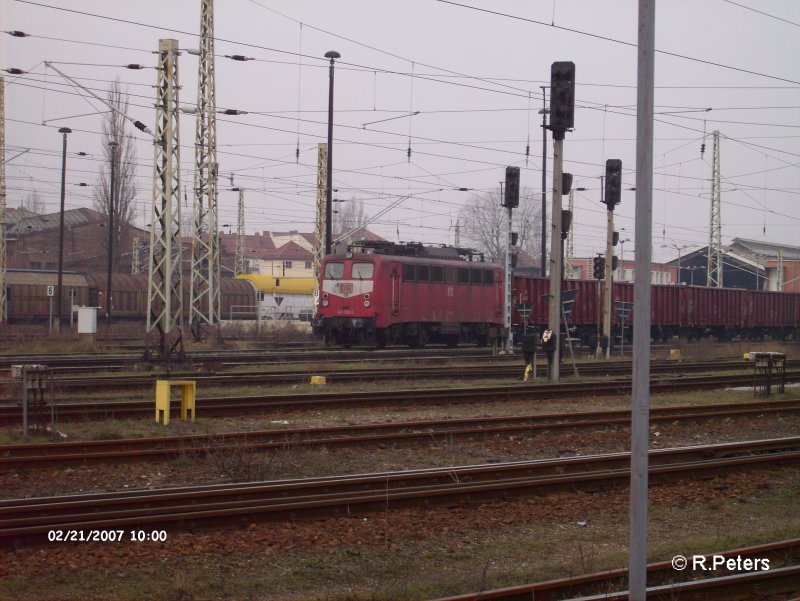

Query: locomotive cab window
left=324, top=262, right=344, bottom=279
left=431, top=266, right=444, bottom=283
left=483, top=269, right=494, bottom=285
left=458, top=268, right=470, bottom=284
left=402, top=264, right=417, bottom=282
left=417, top=265, right=430, bottom=283
left=351, top=263, right=374, bottom=280
left=445, top=267, right=457, bottom=284
left=471, top=269, right=483, bottom=285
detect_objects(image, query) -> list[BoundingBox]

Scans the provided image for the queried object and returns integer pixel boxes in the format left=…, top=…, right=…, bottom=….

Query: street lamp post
left=324, top=50, right=340, bottom=256
left=106, top=139, right=118, bottom=333
left=618, top=238, right=631, bottom=281
left=55, top=127, right=72, bottom=335
left=662, top=243, right=688, bottom=284
left=687, top=265, right=704, bottom=285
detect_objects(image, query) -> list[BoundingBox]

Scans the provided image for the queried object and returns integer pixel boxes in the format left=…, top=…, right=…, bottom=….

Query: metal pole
left=540, top=88, right=547, bottom=277
left=603, top=207, right=614, bottom=359
left=56, top=127, right=71, bottom=335
left=106, top=140, right=118, bottom=334
left=547, top=137, right=564, bottom=381
left=324, top=51, right=340, bottom=256
left=629, top=1, right=656, bottom=598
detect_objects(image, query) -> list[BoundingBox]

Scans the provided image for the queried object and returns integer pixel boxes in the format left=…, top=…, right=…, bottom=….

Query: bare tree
left=93, top=78, right=139, bottom=272
left=457, top=187, right=542, bottom=263
left=20, top=190, right=46, bottom=214
left=333, top=197, right=369, bottom=244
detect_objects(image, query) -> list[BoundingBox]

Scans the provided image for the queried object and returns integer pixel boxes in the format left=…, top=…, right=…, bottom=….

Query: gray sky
left=3, top=0, right=799, bottom=263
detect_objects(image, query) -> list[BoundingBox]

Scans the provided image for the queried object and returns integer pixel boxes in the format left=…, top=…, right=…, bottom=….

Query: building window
left=283, top=260, right=292, bottom=269
left=304, top=261, right=312, bottom=269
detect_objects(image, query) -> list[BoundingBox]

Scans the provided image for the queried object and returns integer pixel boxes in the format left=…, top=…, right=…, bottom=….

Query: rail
left=2, top=437, right=798, bottom=545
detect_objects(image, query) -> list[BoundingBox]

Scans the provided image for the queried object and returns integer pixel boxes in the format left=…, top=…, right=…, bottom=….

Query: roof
left=730, top=238, right=800, bottom=261
left=273, top=241, right=312, bottom=260
left=7, top=207, right=145, bottom=236
left=218, top=232, right=277, bottom=258
left=664, top=245, right=763, bottom=270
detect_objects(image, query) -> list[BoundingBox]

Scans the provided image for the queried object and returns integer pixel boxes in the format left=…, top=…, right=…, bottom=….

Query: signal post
left=546, top=61, right=575, bottom=382
left=502, top=167, right=520, bottom=354
left=602, top=159, right=622, bottom=359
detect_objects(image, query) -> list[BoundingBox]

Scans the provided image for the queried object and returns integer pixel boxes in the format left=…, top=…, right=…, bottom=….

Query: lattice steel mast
left=312, top=143, right=327, bottom=303
left=0, top=76, right=6, bottom=324
left=189, top=0, right=220, bottom=340
left=145, top=39, right=185, bottom=363
left=707, top=130, right=722, bottom=287
left=234, top=187, right=245, bottom=276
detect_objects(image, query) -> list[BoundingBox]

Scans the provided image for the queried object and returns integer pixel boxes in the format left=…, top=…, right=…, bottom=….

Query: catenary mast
left=0, top=77, right=6, bottom=324
left=312, top=143, right=327, bottom=304
left=189, top=0, right=221, bottom=339
left=145, top=39, right=185, bottom=363
left=234, top=187, right=245, bottom=276
left=707, top=130, right=723, bottom=287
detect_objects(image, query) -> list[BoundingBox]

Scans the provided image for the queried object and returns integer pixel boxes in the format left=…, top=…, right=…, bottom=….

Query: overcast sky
left=3, top=0, right=799, bottom=263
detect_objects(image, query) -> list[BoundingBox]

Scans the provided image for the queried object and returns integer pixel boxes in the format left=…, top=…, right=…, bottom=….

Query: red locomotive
left=313, top=241, right=504, bottom=347
left=314, top=242, right=800, bottom=348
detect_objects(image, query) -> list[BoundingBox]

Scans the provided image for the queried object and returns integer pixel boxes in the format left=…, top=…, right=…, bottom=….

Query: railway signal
left=502, top=166, right=520, bottom=352
left=600, top=159, right=622, bottom=361
left=593, top=256, right=605, bottom=280
left=503, top=166, right=520, bottom=208
left=604, top=159, right=622, bottom=207
left=549, top=61, right=575, bottom=132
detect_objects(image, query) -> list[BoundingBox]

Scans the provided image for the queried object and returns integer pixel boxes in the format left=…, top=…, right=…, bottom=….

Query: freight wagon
left=3, top=269, right=258, bottom=325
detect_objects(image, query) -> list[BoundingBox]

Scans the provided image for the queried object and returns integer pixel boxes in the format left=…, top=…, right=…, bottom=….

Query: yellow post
left=180, top=381, right=196, bottom=422
left=523, top=364, right=533, bottom=382
left=155, top=380, right=171, bottom=425
left=155, top=380, right=196, bottom=425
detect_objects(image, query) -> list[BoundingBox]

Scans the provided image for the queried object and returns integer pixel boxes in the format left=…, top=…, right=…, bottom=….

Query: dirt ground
left=1, top=347, right=799, bottom=600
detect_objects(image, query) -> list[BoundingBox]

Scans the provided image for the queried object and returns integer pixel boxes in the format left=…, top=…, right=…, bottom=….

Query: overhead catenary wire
left=7, top=1, right=799, bottom=247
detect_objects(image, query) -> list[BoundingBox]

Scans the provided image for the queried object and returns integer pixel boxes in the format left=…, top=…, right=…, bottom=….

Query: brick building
left=6, top=207, right=148, bottom=274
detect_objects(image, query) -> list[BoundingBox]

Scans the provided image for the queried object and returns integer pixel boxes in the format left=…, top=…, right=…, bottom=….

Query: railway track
left=1, top=358, right=788, bottom=395
left=431, top=538, right=800, bottom=601
left=3, top=398, right=800, bottom=471
left=1, top=370, right=798, bottom=424
left=0, top=346, right=497, bottom=372
left=2, top=437, right=798, bottom=545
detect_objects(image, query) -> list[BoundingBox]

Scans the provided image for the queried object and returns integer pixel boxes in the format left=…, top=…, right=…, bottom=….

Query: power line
left=436, top=0, right=800, bottom=85
left=721, top=0, right=800, bottom=28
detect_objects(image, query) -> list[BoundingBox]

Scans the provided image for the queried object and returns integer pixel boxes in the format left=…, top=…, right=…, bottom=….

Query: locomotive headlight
left=363, top=293, right=370, bottom=300
left=363, top=300, right=371, bottom=308
left=323, top=293, right=329, bottom=299
left=322, top=300, right=329, bottom=307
